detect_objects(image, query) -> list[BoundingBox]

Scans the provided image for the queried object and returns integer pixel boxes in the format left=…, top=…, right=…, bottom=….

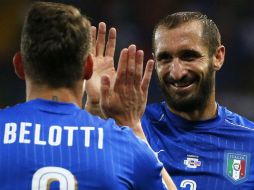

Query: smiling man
left=85, top=11, right=254, bottom=190
left=141, top=12, right=254, bottom=189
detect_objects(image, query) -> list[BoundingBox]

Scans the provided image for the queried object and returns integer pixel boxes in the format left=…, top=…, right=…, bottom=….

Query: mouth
left=167, top=77, right=197, bottom=94
left=170, top=82, right=195, bottom=93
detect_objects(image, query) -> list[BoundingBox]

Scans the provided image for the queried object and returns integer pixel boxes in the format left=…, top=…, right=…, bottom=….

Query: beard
left=158, top=62, right=214, bottom=113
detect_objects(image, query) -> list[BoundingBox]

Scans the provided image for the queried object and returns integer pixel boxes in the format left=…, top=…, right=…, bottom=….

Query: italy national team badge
left=224, top=151, right=250, bottom=184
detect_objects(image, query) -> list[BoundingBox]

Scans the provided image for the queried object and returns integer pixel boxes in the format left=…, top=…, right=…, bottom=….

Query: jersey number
left=180, top=179, right=197, bottom=190
left=32, top=167, right=77, bottom=190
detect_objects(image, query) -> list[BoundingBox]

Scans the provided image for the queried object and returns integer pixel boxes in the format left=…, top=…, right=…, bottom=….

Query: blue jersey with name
left=142, top=101, right=254, bottom=190
left=0, top=99, right=166, bottom=190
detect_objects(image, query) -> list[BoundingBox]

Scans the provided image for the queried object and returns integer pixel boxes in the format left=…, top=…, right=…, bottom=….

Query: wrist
left=117, top=119, right=146, bottom=140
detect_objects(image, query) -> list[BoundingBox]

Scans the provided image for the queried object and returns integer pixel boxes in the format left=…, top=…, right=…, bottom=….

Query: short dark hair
left=21, top=1, right=91, bottom=88
left=153, top=12, right=221, bottom=57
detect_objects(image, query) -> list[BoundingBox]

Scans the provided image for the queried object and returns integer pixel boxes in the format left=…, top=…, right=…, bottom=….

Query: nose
left=170, top=59, right=187, bottom=81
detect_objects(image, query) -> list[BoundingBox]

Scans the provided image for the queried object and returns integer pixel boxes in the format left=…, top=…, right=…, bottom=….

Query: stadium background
left=0, top=0, right=254, bottom=120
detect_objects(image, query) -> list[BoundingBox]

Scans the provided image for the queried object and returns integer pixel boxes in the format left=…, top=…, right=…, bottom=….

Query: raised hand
left=100, top=45, right=177, bottom=190
left=85, top=22, right=116, bottom=114
left=100, top=44, right=154, bottom=135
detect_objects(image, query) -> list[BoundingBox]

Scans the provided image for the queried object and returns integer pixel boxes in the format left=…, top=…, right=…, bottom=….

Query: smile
left=170, top=82, right=195, bottom=93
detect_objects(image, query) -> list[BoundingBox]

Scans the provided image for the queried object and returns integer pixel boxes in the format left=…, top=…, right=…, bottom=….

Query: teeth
left=174, top=83, right=180, bottom=87
left=173, top=83, right=190, bottom=87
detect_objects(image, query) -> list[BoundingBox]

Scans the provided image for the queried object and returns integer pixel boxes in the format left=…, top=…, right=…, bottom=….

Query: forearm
left=162, top=168, right=177, bottom=190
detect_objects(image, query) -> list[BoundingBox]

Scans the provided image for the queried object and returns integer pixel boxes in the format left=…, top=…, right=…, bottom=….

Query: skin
left=154, top=21, right=225, bottom=121
left=85, top=22, right=116, bottom=112
left=86, top=21, right=225, bottom=190
left=13, top=51, right=93, bottom=107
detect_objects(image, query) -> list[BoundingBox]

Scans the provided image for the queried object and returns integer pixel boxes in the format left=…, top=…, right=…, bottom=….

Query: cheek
left=188, top=60, right=210, bottom=77
left=156, top=69, right=167, bottom=84
left=156, top=64, right=170, bottom=79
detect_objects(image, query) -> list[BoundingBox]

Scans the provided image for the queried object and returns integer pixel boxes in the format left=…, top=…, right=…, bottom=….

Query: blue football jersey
left=142, top=101, right=254, bottom=190
left=0, top=99, right=167, bottom=190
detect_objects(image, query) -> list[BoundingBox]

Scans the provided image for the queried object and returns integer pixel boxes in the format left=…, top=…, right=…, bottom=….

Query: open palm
left=85, top=22, right=116, bottom=106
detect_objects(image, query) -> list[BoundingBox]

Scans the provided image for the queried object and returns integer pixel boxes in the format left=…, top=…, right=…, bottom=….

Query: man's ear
left=213, top=45, right=225, bottom=71
left=83, top=53, right=93, bottom=80
left=13, top=52, right=25, bottom=80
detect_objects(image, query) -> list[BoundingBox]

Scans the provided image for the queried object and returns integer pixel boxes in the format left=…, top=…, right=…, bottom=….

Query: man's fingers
left=134, top=50, right=144, bottom=87
left=100, top=75, right=111, bottom=106
left=96, top=22, right=106, bottom=56
left=141, top=59, right=154, bottom=93
left=105, top=27, right=116, bottom=57
left=126, top=45, right=136, bottom=85
left=90, top=26, right=96, bottom=55
left=115, top=48, right=128, bottom=88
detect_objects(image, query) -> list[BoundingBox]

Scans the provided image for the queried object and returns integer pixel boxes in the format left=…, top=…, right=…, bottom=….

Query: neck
left=168, top=95, right=217, bottom=121
left=25, top=80, right=84, bottom=108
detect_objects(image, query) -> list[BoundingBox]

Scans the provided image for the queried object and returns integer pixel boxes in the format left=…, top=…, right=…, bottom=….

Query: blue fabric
left=142, top=101, right=254, bottom=190
left=0, top=99, right=166, bottom=190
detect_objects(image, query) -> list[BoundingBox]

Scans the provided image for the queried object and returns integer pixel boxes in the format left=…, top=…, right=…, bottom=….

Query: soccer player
left=86, top=21, right=177, bottom=190
left=0, top=2, right=168, bottom=189
left=86, top=12, right=254, bottom=189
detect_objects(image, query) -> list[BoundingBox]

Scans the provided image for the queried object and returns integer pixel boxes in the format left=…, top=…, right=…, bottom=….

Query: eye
left=156, top=52, right=173, bottom=63
left=179, top=50, right=202, bottom=61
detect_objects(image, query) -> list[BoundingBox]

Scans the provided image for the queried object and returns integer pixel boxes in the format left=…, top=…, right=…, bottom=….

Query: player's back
left=0, top=99, right=166, bottom=190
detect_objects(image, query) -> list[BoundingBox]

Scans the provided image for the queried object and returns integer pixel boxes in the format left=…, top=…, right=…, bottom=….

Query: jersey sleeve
left=132, top=137, right=168, bottom=190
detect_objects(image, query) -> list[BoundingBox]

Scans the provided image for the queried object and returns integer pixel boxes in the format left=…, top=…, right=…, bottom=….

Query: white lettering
left=48, top=125, right=62, bottom=146
left=64, top=126, right=78, bottom=146
left=98, top=128, right=103, bottom=149
left=19, top=122, right=31, bottom=143
left=2, top=123, right=104, bottom=149
left=4, top=123, right=17, bottom=144
left=80, top=127, right=95, bottom=147
left=34, top=124, right=46, bottom=145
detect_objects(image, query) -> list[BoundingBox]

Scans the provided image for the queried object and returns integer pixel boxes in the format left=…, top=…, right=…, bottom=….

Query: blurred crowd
left=0, top=0, right=254, bottom=119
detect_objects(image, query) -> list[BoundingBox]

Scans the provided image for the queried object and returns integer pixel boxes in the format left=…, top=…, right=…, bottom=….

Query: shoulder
left=220, top=105, right=254, bottom=130
left=0, top=102, right=27, bottom=116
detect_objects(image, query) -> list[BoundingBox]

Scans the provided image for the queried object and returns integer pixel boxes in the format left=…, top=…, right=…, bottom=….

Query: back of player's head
left=21, top=1, right=91, bottom=88
left=153, top=11, right=221, bottom=57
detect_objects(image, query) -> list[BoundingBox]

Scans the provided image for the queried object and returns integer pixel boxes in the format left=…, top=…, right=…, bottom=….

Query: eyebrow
left=179, top=49, right=203, bottom=57
left=156, top=51, right=171, bottom=61
left=156, top=49, right=203, bottom=60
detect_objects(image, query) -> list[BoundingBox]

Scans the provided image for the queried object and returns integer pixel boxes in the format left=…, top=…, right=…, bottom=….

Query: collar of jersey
left=27, top=98, right=80, bottom=115
left=161, top=101, right=225, bottom=130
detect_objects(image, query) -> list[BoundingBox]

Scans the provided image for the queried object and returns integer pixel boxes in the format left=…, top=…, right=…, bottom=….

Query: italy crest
left=224, top=151, right=250, bottom=184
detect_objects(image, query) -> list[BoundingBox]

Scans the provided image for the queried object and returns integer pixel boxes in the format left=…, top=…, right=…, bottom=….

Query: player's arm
left=100, top=44, right=152, bottom=131
left=132, top=136, right=175, bottom=190
left=100, top=45, right=177, bottom=190
left=85, top=22, right=116, bottom=117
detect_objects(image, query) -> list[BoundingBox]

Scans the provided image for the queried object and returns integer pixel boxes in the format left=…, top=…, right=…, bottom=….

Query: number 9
left=32, top=167, right=77, bottom=190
